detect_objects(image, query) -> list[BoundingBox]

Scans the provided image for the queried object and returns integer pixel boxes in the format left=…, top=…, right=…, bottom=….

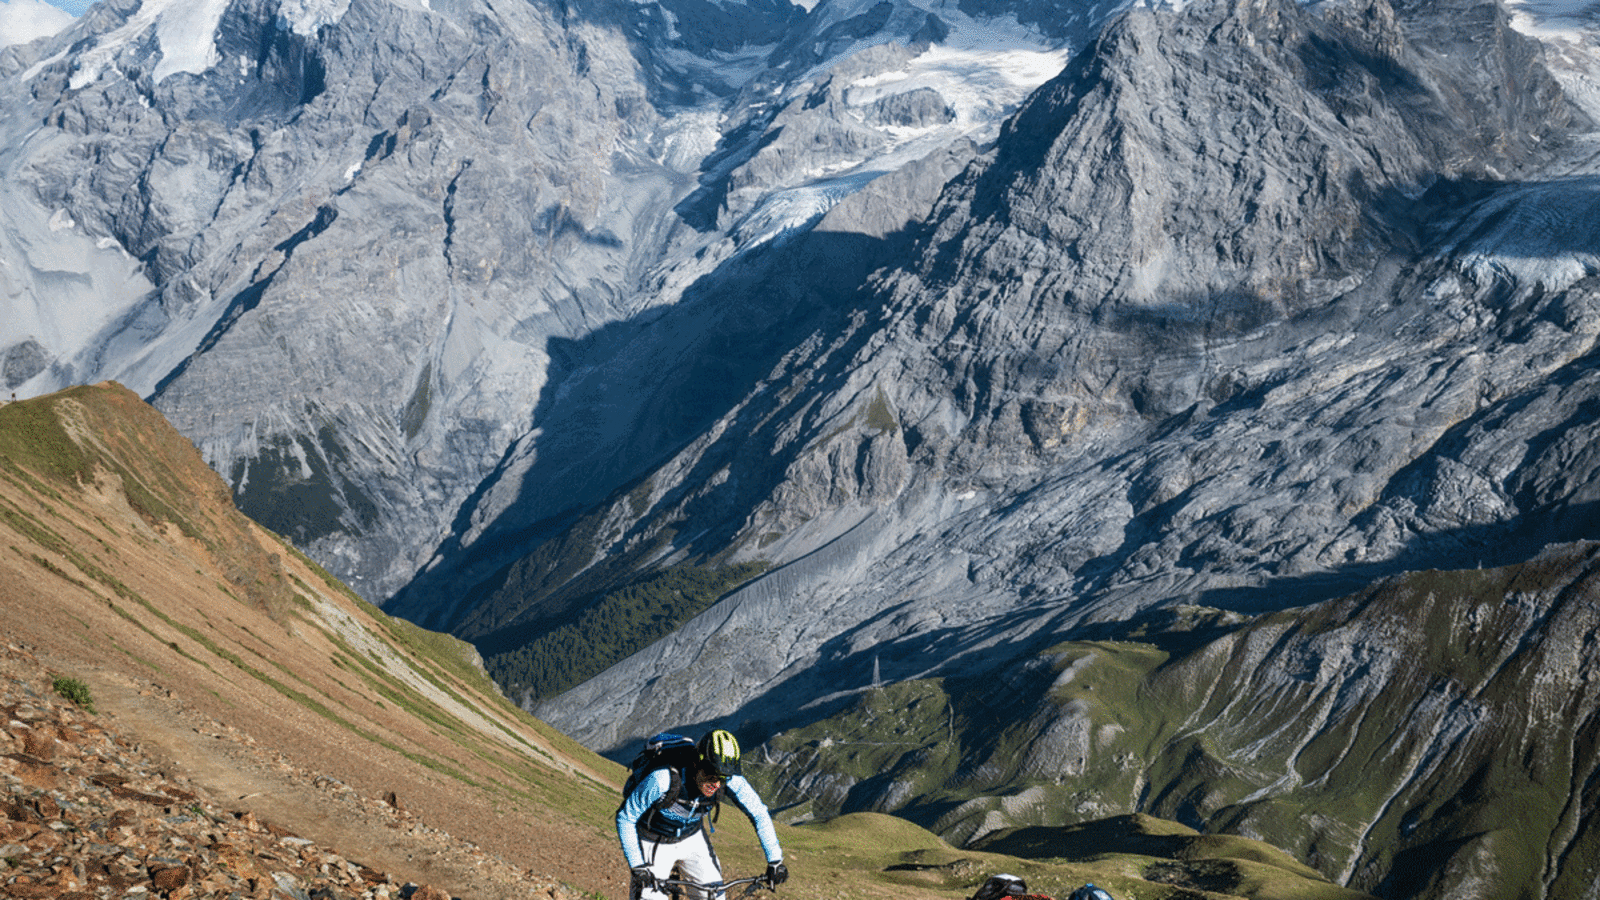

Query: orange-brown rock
left=151, top=864, right=192, bottom=891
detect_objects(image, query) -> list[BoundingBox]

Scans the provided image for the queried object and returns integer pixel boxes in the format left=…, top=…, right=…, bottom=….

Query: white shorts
left=634, top=828, right=723, bottom=900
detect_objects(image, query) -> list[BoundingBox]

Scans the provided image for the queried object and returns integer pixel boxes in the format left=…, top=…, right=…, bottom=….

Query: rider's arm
left=616, top=769, right=671, bottom=868
left=723, top=775, right=783, bottom=864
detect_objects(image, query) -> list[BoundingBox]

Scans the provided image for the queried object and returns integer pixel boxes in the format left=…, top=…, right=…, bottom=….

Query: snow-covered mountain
left=10, top=0, right=1600, bottom=894
left=524, top=0, right=1600, bottom=736
left=0, top=0, right=1092, bottom=601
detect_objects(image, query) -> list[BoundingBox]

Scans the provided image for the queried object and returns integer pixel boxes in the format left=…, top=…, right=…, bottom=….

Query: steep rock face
left=2, top=0, right=666, bottom=598
left=879, top=0, right=1566, bottom=452
left=531, top=0, right=1599, bottom=787
left=380, top=1, right=1086, bottom=624
left=2, top=0, right=1092, bottom=606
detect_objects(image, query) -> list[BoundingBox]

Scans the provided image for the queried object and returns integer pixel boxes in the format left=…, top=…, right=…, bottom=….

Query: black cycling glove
left=765, top=862, right=789, bottom=887
left=631, top=866, right=658, bottom=894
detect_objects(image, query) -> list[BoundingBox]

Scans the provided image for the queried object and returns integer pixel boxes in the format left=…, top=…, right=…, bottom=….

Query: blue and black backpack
left=621, top=732, right=701, bottom=808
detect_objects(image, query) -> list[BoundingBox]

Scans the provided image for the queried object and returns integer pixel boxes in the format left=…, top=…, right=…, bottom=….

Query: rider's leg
left=674, top=830, right=724, bottom=900
left=634, top=838, right=680, bottom=900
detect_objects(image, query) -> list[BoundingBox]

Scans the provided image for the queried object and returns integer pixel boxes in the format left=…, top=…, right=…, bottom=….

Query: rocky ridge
left=533, top=0, right=1595, bottom=740
left=704, top=548, right=1600, bottom=898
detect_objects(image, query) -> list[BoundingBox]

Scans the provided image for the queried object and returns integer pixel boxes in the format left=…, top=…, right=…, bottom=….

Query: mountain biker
left=617, top=729, right=788, bottom=900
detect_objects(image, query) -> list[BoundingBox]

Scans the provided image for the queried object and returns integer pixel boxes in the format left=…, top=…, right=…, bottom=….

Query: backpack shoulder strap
left=659, top=766, right=683, bottom=809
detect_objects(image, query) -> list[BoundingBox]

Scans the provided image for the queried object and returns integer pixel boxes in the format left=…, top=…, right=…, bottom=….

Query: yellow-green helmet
left=697, top=729, right=742, bottom=778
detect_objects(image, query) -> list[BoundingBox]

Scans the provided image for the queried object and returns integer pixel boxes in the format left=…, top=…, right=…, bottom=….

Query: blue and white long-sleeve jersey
left=616, top=768, right=783, bottom=868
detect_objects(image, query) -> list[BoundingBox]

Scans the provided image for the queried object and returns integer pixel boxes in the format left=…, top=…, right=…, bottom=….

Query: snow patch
left=738, top=9, right=1074, bottom=241
left=656, top=108, right=723, bottom=172
left=654, top=42, right=773, bottom=94
left=1505, top=0, right=1600, bottom=33
left=845, top=34, right=1071, bottom=132
left=1506, top=0, right=1600, bottom=119
left=279, top=0, right=353, bottom=37
left=62, top=0, right=358, bottom=88
left=1453, top=177, right=1600, bottom=293
left=67, top=0, right=227, bottom=87
left=19, top=46, right=67, bottom=81
left=0, top=0, right=74, bottom=49
left=0, top=189, right=156, bottom=399
left=152, top=0, right=228, bottom=81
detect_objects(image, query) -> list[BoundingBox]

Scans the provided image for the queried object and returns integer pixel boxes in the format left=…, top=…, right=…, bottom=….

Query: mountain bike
left=657, top=874, right=777, bottom=900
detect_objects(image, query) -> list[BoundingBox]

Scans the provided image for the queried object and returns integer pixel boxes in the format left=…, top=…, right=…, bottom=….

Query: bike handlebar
left=656, top=876, right=775, bottom=895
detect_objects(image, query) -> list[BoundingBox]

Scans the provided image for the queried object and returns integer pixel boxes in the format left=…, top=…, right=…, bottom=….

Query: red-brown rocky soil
left=0, top=640, right=617, bottom=900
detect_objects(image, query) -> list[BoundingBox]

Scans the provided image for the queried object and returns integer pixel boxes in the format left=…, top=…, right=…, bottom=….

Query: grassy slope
left=755, top=676, right=1376, bottom=900
left=755, top=549, right=1600, bottom=899
left=0, top=383, right=623, bottom=885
